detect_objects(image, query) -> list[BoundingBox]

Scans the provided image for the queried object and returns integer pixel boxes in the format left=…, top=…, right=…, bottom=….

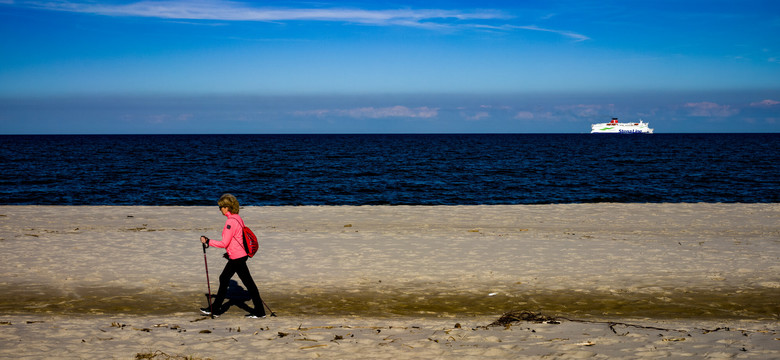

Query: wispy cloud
left=468, top=23, right=589, bottom=41
left=295, top=106, right=438, bottom=119
left=15, top=0, right=588, bottom=39
left=20, top=0, right=506, bottom=27
left=510, top=25, right=590, bottom=42
left=684, top=102, right=739, bottom=117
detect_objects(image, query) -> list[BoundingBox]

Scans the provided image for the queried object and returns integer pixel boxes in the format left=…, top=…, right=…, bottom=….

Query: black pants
left=210, top=256, right=265, bottom=316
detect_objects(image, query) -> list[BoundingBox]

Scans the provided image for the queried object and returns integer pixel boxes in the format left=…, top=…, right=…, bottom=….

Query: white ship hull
left=591, top=118, right=653, bottom=134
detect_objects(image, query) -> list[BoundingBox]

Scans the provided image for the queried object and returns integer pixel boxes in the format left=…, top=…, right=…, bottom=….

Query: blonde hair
left=218, top=193, right=240, bottom=214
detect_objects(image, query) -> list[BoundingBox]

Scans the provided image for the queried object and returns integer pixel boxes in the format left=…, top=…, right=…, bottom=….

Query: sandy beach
left=1, top=204, right=778, bottom=359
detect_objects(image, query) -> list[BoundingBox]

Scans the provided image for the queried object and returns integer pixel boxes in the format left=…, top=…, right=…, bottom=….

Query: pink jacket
left=208, top=212, right=248, bottom=260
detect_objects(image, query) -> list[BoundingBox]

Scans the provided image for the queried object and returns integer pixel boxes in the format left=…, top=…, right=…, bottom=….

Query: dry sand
left=1, top=204, right=778, bottom=359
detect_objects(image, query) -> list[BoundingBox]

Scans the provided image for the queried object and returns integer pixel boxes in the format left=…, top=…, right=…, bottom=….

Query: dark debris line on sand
left=488, top=309, right=686, bottom=333
left=488, top=309, right=765, bottom=337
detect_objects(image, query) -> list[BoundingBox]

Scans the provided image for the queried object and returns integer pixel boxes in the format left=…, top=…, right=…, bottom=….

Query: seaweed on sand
left=135, top=350, right=210, bottom=360
left=489, top=310, right=558, bottom=327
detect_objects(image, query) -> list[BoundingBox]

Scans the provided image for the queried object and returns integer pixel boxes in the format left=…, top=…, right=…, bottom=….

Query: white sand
left=1, top=204, right=778, bottom=359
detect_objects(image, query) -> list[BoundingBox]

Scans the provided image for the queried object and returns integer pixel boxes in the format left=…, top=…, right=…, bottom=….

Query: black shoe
left=200, top=307, right=219, bottom=317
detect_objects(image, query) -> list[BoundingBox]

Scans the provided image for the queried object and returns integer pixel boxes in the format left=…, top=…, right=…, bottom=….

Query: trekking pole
left=262, top=298, right=277, bottom=317
left=202, top=242, right=214, bottom=319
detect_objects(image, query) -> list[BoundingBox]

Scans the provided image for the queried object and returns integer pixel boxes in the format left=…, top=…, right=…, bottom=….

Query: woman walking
left=200, top=193, right=266, bottom=318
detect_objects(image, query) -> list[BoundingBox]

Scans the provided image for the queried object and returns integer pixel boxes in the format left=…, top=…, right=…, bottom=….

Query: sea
left=1, top=133, right=778, bottom=205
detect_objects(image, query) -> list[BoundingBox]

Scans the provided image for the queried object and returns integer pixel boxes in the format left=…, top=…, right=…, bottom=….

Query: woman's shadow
left=207, top=280, right=254, bottom=314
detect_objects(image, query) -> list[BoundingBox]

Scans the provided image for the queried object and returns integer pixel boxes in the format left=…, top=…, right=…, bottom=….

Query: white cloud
left=514, top=111, right=534, bottom=119
left=684, top=102, right=739, bottom=117
left=293, top=109, right=330, bottom=117
left=462, top=111, right=490, bottom=121
left=341, top=106, right=438, bottom=119
left=555, top=104, right=603, bottom=117
left=750, top=99, right=780, bottom=107
left=121, top=112, right=193, bottom=125
left=295, top=106, right=438, bottom=119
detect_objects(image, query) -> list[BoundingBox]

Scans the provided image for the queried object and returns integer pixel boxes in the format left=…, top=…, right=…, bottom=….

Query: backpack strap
left=228, top=214, right=245, bottom=230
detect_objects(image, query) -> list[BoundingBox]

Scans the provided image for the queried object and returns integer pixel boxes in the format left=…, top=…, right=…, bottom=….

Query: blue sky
left=1, top=0, right=779, bottom=133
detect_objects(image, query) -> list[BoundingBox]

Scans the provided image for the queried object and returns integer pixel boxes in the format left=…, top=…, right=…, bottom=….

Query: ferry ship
left=591, top=118, right=653, bottom=134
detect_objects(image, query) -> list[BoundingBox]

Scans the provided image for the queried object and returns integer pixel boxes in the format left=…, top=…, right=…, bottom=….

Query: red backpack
left=242, top=226, right=259, bottom=258
left=234, top=216, right=259, bottom=258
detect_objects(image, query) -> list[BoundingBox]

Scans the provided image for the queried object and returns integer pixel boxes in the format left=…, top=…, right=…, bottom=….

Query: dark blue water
left=1, top=134, right=778, bottom=205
